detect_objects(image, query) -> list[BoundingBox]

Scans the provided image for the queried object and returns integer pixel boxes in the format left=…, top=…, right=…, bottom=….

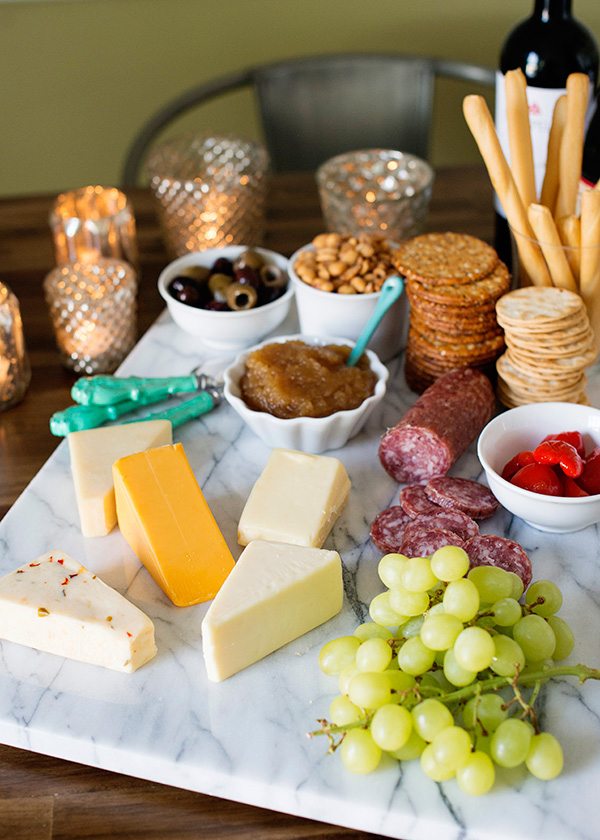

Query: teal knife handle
left=71, top=374, right=199, bottom=406
left=140, top=391, right=218, bottom=428
left=50, top=398, right=141, bottom=436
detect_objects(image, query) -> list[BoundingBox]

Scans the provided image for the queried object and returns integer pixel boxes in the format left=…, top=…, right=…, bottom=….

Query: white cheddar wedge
left=201, top=539, right=343, bottom=682
left=0, top=550, right=157, bottom=673
left=237, top=448, right=351, bottom=548
left=68, top=419, right=172, bottom=538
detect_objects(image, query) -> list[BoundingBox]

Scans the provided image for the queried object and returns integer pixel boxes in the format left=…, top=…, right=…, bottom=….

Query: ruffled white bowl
left=223, top=334, right=389, bottom=453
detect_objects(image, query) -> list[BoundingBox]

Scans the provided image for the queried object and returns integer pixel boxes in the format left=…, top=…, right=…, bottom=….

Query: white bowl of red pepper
left=158, top=245, right=294, bottom=350
left=477, top=402, right=600, bottom=533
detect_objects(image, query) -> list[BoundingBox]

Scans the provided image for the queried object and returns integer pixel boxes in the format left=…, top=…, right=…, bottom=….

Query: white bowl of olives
left=158, top=245, right=293, bottom=350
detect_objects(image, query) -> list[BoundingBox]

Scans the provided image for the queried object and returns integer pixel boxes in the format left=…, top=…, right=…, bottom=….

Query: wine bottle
left=581, top=90, right=599, bottom=188
left=494, top=0, right=599, bottom=266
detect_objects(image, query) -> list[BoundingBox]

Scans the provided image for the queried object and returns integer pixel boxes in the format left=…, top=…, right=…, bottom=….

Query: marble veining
left=1, top=305, right=600, bottom=840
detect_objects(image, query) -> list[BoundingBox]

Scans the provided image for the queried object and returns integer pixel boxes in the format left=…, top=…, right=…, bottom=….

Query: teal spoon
left=346, top=275, right=404, bottom=366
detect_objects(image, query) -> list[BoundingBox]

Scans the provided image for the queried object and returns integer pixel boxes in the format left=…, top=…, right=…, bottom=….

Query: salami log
left=370, top=505, right=412, bottom=554
left=400, top=527, right=465, bottom=558
left=399, top=484, right=441, bottom=518
left=464, top=535, right=532, bottom=589
left=378, top=368, right=495, bottom=484
left=402, top=509, right=479, bottom=544
left=425, top=476, right=499, bottom=520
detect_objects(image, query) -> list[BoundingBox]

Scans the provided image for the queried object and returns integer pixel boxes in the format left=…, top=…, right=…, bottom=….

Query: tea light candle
left=43, top=259, right=137, bottom=374
left=49, top=185, right=139, bottom=270
left=0, top=281, right=31, bottom=412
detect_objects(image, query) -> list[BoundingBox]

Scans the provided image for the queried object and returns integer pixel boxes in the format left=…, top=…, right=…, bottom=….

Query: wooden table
left=0, top=167, right=493, bottom=840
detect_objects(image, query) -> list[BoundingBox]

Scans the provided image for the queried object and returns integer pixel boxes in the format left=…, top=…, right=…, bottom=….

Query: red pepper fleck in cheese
left=113, top=443, right=235, bottom=607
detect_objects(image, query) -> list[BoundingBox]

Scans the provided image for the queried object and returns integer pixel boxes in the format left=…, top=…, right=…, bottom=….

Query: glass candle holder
left=316, top=149, right=434, bottom=242
left=43, top=259, right=137, bottom=374
left=0, top=281, right=31, bottom=411
left=145, top=132, right=270, bottom=257
left=49, top=185, right=139, bottom=270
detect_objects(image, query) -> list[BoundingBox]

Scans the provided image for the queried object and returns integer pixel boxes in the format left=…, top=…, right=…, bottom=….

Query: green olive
left=178, top=265, right=210, bottom=282
left=226, top=282, right=258, bottom=310
left=234, top=249, right=265, bottom=271
left=208, top=272, right=232, bottom=301
left=260, top=264, right=286, bottom=288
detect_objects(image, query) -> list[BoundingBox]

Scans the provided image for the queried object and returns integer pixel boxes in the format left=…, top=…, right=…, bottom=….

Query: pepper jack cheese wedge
left=0, top=551, right=156, bottom=672
left=201, top=539, right=343, bottom=682
left=237, top=448, right=351, bottom=548
left=68, top=419, right=173, bottom=538
left=113, top=443, right=235, bottom=607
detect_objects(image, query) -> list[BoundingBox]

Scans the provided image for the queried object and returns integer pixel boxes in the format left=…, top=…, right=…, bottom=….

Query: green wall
left=1, top=0, right=599, bottom=197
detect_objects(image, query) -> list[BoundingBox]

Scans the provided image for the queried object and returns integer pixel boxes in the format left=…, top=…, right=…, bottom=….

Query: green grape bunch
left=309, top=545, right=599, bottom=796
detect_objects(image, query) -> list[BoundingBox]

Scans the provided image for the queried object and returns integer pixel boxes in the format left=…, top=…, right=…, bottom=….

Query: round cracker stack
left=393, top=232, right=509, bottom=393
left=494, top=286, right=596, bottom=407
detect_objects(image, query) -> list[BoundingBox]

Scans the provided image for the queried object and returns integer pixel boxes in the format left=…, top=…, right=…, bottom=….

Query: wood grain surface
left=0, top=167, right=493, bottom=840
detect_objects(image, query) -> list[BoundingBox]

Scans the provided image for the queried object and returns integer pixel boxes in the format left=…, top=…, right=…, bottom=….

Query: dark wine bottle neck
left=533, top=0, right=572, bottom=20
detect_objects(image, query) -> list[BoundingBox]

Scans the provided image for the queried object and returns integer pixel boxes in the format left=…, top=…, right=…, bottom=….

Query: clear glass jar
left=0, top=281, right=31, bottom=411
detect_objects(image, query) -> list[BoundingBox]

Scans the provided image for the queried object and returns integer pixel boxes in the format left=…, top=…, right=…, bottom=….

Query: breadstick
left=557, top=214, right=581, bottom=286
left=580, top=190, right=600, bottom=348
left=505, top=69, right=537, bottom=208
left=463, top=94, right=551, bottom=287
left=555, top=73, right=590, bottom=219
left=540, top=95, right=567, bottom=212
left=527, top=203, right=577, bottom=291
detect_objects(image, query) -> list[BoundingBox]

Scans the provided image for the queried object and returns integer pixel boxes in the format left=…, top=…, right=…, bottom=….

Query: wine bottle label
left=494, top=71, right=566, bottom=217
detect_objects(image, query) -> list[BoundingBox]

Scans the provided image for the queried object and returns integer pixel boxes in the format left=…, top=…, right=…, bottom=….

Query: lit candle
left=44, top=260, right=137, bottom=375
left=49, top=186, right=139, bottom=271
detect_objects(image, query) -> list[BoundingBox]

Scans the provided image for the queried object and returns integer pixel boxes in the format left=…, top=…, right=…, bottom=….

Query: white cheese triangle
left=201, top=539, right=343, bottom=682
left=0, top=550, right=157, bottom=672
left=68, top=419, right=172, bottom=538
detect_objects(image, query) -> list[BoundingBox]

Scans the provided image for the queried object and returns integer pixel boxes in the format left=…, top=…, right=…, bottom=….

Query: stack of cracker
left=393, top=232, right=510, bottom=393
left=495, top=286, right=596, bottom=407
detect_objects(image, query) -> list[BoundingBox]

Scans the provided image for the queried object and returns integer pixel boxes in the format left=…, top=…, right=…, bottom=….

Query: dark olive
left=235, top=265, right=260, bottom=289
left=234, top=249, right=264, bottom=271
left=226, top=282, right=258, bottom=310
left=168, top=277, right=206, bottom=307
left=203, top=299, right=230, bottom=311
left=259, top=286, right=284, bottom=306
left=211, top=256, right=235, bottom=277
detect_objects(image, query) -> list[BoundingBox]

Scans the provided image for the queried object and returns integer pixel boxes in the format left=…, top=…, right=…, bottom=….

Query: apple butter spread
left=239, top=340, right=378, bottom=419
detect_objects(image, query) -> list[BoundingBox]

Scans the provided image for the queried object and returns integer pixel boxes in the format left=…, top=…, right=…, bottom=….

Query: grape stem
left=307, top=664, right=599, bottom=740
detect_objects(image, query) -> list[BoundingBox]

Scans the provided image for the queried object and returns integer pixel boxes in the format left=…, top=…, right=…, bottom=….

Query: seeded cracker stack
left=495, top=287, right=596, bottom=407
left=393, top=232, right=510, bottom=393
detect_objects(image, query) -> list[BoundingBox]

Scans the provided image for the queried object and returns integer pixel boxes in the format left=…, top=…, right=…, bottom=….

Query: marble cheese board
left=1, top=305, right=600, bottom=840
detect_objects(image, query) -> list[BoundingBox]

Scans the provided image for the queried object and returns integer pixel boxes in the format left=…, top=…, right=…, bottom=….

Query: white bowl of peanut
left=288, top=233, right=408, bottom=362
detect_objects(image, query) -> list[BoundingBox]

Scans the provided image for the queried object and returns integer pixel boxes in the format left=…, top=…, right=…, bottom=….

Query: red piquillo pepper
left=500, top=430, right=599, bottom=498
left=533, top=439, right=584, bottom=478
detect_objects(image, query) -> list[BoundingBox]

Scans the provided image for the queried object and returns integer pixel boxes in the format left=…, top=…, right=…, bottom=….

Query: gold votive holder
left=316, top=149, right=434, bottom=242
left=43, top=259, right=137, bottom=374
left=145, top=132, right=270, bottom=257
left=49, top=185, right=139, bottom=270
left=0, top=280, right=31, bottom=411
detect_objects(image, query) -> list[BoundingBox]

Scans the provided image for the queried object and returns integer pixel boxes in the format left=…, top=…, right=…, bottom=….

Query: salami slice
left=378, top=368, right=495, bottom=484
left=370, top=505, right=412, bottom=554
left=425, top=476, right=499, bottom=520
left=402, top=509, right=479, bottom=544
left=464, top=535, right=532, bottom=589
left=400, top=484, right=442, bottom=518
left=400, top=527, right=465, bottom=558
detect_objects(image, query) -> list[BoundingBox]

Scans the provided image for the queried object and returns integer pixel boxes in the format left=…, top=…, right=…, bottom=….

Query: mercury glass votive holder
left=49, top=186, right=139, bottom=270
left=317, top=149, right=434, bottom=242
left=0, top=280, right=31, bottom=411
left=43, top=259, right=137, bottom=374
left=145, top=132, right=270, bottom=257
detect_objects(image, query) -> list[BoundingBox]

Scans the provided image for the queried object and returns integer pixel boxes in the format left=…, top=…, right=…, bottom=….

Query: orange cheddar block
left=113, top=443, right=235, bottom=607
